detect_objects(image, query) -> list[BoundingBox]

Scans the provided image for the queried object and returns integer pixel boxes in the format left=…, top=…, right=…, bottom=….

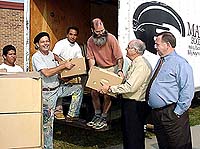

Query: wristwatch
left=108, top=86, right=112, bottom=93
left=117, top=69, right=123, bottom=73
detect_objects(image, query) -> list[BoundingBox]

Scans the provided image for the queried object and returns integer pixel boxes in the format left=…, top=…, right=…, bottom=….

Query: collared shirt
left=148, top=51, right=194, bottom=115
left=110, top=56, right=152, bottom=101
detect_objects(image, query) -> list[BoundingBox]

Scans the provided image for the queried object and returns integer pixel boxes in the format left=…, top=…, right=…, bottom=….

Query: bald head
left=128, top=39, right=146, bottom=55
left=91, top=18, right=105, bottom=30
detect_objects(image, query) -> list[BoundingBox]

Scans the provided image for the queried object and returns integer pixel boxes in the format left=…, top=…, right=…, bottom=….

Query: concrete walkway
left=104, top=125, right=200, bottom=149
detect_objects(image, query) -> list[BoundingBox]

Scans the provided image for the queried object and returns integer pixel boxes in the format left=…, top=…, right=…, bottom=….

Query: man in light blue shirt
left=148, top=31, right=194, bottom=149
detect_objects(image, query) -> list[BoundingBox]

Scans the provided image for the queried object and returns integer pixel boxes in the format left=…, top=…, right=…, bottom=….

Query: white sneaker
left=87, top=115, right=100, bottom=127
left=92, top=117, right=107, bottom=130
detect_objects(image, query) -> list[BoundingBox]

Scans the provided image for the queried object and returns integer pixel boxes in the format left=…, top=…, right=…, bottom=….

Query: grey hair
left=129, top=39, right=146, bottom=55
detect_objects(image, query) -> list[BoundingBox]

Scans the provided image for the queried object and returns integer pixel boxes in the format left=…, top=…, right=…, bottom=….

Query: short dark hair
left=2, top=45, right=16, bottom=56
left=66, top=26, right=79, bottom=35
left=156, top=31, right=176, bottom=48
left=34, top=32, right=50, bottom=44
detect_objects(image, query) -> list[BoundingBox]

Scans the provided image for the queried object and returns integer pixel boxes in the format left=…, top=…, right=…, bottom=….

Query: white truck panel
left=118, top=0, right=200, bottom=91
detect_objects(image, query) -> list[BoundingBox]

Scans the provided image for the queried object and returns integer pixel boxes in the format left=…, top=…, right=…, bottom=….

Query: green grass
left=189, top=103, right=200, bottom=126
left=53, top=103, right=200, bottom=149
left=53, top=119, right=123, bottom=149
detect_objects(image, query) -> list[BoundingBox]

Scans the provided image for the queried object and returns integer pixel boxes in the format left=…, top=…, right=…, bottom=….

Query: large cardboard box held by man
left=60, top=57, right=87, bottom=78
left=86, top=66, right=123, bottom=97
left=0, top=72, right=43, bottom=149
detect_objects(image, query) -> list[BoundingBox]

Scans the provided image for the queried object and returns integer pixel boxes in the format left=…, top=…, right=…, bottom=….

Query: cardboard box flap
left=0, top=71, right=40, bottom=79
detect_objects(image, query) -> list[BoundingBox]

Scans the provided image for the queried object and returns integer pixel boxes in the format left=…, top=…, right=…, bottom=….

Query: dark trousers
left=152, top=104, right=192, bottom=149
left=121, top=99, right=150, bottom=149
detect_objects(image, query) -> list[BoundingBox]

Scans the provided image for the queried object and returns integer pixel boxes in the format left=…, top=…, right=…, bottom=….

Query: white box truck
left=118, top=0, right=200, bottom=92
left=23, top=0, right=199, bottom=130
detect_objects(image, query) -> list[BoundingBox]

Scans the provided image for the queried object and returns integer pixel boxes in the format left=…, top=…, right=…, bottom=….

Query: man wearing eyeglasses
left=86, top=18, right=124, bottom=130
left=100, top=39, right=152, bottom=148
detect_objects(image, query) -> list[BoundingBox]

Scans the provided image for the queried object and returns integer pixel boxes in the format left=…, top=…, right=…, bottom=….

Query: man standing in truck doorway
left=86, top=18, right=124, bottom=130
left=52, top=26, right=83, bottom=120
left=32, top=32, right=83, bottom=149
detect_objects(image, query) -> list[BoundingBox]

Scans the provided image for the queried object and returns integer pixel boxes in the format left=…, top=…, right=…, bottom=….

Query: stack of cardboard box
left=0, top=72, right=43, bottom=149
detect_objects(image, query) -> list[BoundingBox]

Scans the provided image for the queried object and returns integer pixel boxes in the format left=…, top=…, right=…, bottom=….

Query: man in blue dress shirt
left=148, top=31, right=194, bottom=149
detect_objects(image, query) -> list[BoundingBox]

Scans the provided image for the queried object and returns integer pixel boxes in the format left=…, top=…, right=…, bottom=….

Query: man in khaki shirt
left=100, top=39, right=152, bottom=149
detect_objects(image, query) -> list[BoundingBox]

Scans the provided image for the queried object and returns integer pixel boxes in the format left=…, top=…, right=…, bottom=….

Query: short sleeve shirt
left=53, top=38, right=83, bottom=60
left=32, top=51, right=60, bottom=88
left=0, top=63, right=23, bottom=72
left=86, top=33, right=123, bottom=67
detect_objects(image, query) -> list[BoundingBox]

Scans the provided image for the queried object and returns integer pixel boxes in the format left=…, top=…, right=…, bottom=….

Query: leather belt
left=152, top=103, right=175, bottom=111
left=42, top=85, right=59, bottom=91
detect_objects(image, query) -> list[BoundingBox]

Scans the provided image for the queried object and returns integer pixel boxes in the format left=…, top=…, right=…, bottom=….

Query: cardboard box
left=60, top=57, right=87, bottom=78
left=0, top=72, right=43, bottom=149
left=0, top=72, right=42, bottom=113
left=0, top=113, right=42, bottom=149
left=86, top=66, right=123, bottom=97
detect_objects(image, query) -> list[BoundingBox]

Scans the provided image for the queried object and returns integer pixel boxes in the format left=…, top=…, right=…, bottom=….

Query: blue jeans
left=42, top=83, right=83, bottom=149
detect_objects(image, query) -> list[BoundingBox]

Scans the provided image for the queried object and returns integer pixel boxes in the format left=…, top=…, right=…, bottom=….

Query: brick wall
left=0, top=4, right=24, bottom=69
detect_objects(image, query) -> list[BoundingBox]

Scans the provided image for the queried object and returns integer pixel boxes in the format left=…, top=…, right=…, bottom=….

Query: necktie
left=145, top=57, right=164, bottom=101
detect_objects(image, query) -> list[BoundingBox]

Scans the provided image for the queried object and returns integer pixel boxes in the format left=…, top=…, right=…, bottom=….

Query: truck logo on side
left=132, top=1, right=185, bottom=54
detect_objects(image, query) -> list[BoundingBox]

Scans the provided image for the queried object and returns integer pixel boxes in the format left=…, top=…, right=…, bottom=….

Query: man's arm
left=116, top=57, right=124, bottom=77
left=53, top=53, right=63, bottom=63
left=41, top=62, right=75, bottom=77
left=174, top=62, right=195, bottom=115
left=100, top=63, right=151, bottom=94
left=117, top=57, right=123, bottom=70
left=88, top=59, right=95, bottom=69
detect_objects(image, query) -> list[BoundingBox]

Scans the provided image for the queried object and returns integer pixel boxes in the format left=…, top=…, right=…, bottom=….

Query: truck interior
left=30, top=0, right=120, bottom=130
